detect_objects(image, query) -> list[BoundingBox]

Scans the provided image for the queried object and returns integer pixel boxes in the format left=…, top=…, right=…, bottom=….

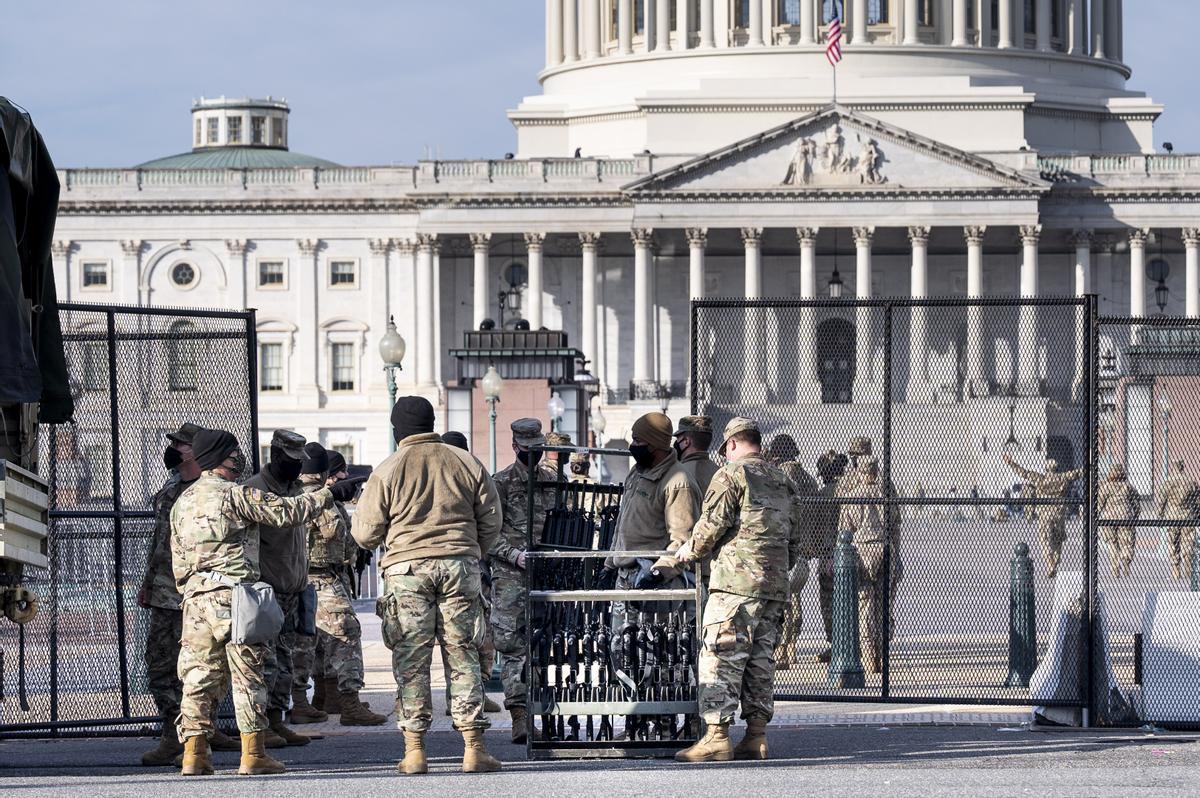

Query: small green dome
left=136, top=147, right=340, bottom=170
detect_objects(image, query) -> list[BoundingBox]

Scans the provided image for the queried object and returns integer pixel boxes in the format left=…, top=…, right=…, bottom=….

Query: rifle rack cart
left=524, top=445, right=702, bottom=759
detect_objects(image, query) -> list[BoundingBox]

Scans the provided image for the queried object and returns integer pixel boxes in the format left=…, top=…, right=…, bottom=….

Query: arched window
left=817, top=318, right=856, bottom=404
left=168, top=320, right=199, bottom=392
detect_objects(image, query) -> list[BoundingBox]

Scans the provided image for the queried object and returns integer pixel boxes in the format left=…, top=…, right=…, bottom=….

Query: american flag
left=826, top=0, right=844, bottom=66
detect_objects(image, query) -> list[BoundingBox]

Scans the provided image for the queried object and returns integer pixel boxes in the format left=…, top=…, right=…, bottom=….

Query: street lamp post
left=547, top=391, right=565, bottom=434
left=482, top=365, right=503, bottom=474
left=378, top=315, right=407, bottom=454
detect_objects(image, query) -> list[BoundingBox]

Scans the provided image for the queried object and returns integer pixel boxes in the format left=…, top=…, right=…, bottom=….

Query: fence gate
left=693, top=296, right=1200, bottom=722
left=0, top=303, right=258, bottom=736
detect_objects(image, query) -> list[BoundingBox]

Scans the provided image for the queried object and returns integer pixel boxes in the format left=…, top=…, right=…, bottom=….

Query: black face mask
left=629, top=444, right=655, bottom=470
left=163, top=446, right=184, bottom=471
left=673, top=441, right=688, bottom=460
left=227, top=450, right=249, bottom=479
left=271, top=456, right=303, bottom=484
left=517, top=450, right=542, bottom=469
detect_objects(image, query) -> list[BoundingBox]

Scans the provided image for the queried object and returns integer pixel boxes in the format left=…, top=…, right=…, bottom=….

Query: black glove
left=329, top=476, right=366, bottom=503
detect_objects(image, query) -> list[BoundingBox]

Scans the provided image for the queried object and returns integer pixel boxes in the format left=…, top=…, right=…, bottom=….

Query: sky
left=0, top=1, right=1193, bottom=168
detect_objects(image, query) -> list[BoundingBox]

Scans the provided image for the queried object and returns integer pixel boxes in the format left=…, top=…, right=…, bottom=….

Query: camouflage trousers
left=144, top=606, right=183, bottom=720
left=697, top=590, right=784, bottom=726
left=292, top=571, right=365, bottom=693
left=1100, top=526, right=1136, bottom=576
left=262, top=590, right=300, bottom=712
left=176, top=589, right=270, bottom=739
left=1167, top=526, right=1197, bottom=580
left=1037, top=518, right=1069, bottom=578
left=377, top=556, right=489, bottom=733
left=776, top=562, right=809, bottom=665
left=490, top=568, right=527, bottom=710
left=855, top=541, right=897, bottom=673
left=442, top=579, right=494, bottom=700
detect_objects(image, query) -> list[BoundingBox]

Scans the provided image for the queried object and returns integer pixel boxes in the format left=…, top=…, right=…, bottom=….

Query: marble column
left=979, top=0, right=993, bottom=46
left=367, top=238, right=391, bottom=394
left=800, top=0, right=816, bottom=44
left=964, top=226, right=988, bottom=398
left=796, top=227, right=821, bottom=403
left=853, top=227, right=879, bottom=401
left=548, top=0, right=564, bottom=65
left=580, top=233, right=600, bottom=371
left=1184, top=228, right=1200, bottom=319
left=415, top=234, right=436, bottom=387
left=904, top=0, right=920, bottom=44
left=525, top=233, right=545, bottom=330
left=657, top=0, right=671, bottom=50
left=749, top=0, right=764, bottom=45
left=296, top=238, right=323, bottom=399
left=744, top=227, right=763, bottom=298
left=1069, top=0, right=1085, bottom=54
left=1071, top=230, right=1093, bottom=401
left=226, top=239, right=249, bottom=311
left=470, top=233, right=491, bottom=329
left=1035, top=0, right=1051, bottom=50
left=433, top=243, right=444, bottom=388
left=743, top=228, right=764, bottom=398
left=700, top=0, right=715, bottom=47
left=952, top=0, right=968, bottom=45
left=1090, top=0, right=1105, bottom=57
left=1016, top=225, right=1041, bottom=397
left=564, top=0, right=579, bottom=63
left=619, top=0, right=634, bottom=53
left=632, top=228, right=655, bottom=388
left=686, top=228, right=707, bottom=300
left=998, top=0, right=1014, bottom=47
left=584, top=0, right=602, bottom=57
left=676, top=0, right=690, bottom=48
left=1129, top=229, right=1146, bottom=318
left=853, top=0, right=868, bottom=44
left=906, top=227, right=934, bottom=403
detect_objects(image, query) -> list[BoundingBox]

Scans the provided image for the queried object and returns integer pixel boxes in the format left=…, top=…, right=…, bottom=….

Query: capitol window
left=252, top=116, right=266, bottom=145
left=81, top=261, right=109, bottom=290
left=81, top=333, right=106, bottom=391
left=329, top=260, right=358, bottom=288
left=170, top=262, right=197, bottom=289
left=258, top=259, right=286, bottom=288
left=194, top=118, right=201, bottom=147
left=330, top=342, right=356, bottom=392
left=227, top=116, right=242, bottom=144
left=272, top=118, right=285, bottom=147
left=207, top=117, right=219, bottom=144
left=260, top=343, right=284, bottom=392
left=168, top=320, right=199, bottom=392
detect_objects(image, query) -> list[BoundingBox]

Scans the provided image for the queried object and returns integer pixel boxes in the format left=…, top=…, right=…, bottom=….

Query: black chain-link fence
left=0, top=303, right=258, bottom=736
left=693, top=296, right=1200, bottom=724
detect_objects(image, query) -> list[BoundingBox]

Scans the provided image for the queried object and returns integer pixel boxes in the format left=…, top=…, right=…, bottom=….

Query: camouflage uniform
left=489, top=453, right=557, bottom=710
left=171, top=472, right=330, bottom=740
left=140, top=471, right=188, bottom=722
left=674, top=416, right=720, bottom=497
left=837, top=458, right=902, bottom=674
left=1005, top=458, right=1084, bottom=579
left=775, top=461, right=819, bottom=666
left=680, top=420, right=802, bottom=727
left=1097, top=470, right=1139, bottom=578
left=837, top=439, right=903, bottom=632
left=1157, top=465, right=1200, bottom=581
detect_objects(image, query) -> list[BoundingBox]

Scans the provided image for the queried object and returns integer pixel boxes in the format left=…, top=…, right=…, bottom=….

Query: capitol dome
left=514, top=0, right=1152, bottom=158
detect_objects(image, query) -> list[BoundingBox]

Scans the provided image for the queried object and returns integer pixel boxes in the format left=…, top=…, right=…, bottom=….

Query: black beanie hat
left=193, top=429, right=239, bottom=471
left=327, top=451, right=347, bottom=474
left=441, top=431, right=469, bottom=451
left=391, top=396, right=436, bottom=443
left=301, top=442, right=330, bottom=475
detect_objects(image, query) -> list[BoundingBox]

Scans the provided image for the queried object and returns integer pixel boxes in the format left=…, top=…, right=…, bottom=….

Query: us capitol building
left=52, top=0, right=1197, bottom=475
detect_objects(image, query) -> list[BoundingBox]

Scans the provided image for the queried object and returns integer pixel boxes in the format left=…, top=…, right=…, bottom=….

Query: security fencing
left=692, top=296, right=1200, bottom=725
left=0, top=303, right=258, bottom=737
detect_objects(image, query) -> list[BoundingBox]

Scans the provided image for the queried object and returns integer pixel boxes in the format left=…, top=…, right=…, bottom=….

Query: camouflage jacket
left=490, top=458, right=559, bottom=571
left=171, top=471, right=331, bottom=600
left=837, top=481, right=901, bottom=546
left=1098, top=480, right=1140, bottom=522
left=678, top=451, right=720, bottom=498
left=781, top=461, right=819, bottom=497
left=302, top=480, right=352, bottom=568
left=1157, top=474, right=1200, bottom=519
left=608, top=452, right=700, bottom=571
left=140, top=471, right=191, bottom=610
left=1006, top=461, right=1084, bottom=499
left=683, top=454, right=801, bottom=601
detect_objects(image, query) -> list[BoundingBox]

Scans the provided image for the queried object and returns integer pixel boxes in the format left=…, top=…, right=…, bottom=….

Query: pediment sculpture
left=783, top=125, right=887, bottom=187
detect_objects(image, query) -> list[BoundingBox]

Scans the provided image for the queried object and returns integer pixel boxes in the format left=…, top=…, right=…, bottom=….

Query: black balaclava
left=628, top=444, right=655, bottom=470
left=300, top=442, right=330, bottom=477
left=163, top=446, right=184, bottom=471
left=192, top=429, right=239, bottom=472
left=517, top=449, right=542, bottom=468
left=267, top=445, right=303, bottom=484
left=391, top=396, right=436, bottom=443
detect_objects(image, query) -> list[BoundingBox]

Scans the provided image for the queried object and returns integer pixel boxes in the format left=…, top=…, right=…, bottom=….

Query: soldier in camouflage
left=352, top=396, right=503, bottom=775
left=766, top=434, right=818, bottom=668
left=674, top=418, right=802, bottom=764
left=837, top=456, right=902, bottom=675
left=812, top=451, right=849, bottom=663
left=171, top=428, right=332, bottom=777
left=489, top=417, right=558, bottom=744
left=138, top=422, right=203, bottom=766
left=1003, top=453, right=1084, bottom=579
left=568, top=451, right=593, bottom=484
left=1157, top=459, right=1199, bottom=581
left=294, top=445, right=385, bottom=726
left=673, top=416, right=720, bottom=496
left=1097, top=463, right=1140, bottom=578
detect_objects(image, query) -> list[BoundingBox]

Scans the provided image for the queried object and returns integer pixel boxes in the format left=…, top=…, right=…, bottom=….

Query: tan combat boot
left=179, top=733, right=214, bottom=776
left=141, top=720, right=184, bottom=766
left=461, top=728, right=503, bottom=773
left=290, top=688, right=328, bottom=724
left=674, top=723, right=733, bottom=763
left=398, top=729, right=428, bottom=775
left=311, top=677, right=327, bottom=713
left=238, top=730, right=286, bottom=775
left=732, top=719, right=769, bottom=760
left=321, top=677, right=343, bottom=714
left=267, top=708, right=311, bottom=746
left=509, top=707, right=528, bottom=745
left=209, top=726, right=241, bottom=751
left=339, top=691, right=387, bottom=726
left=484, top=694, right=502, bottom=713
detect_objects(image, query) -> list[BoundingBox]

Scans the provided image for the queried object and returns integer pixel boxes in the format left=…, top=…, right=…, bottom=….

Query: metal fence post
left=1085, top=293, right=1099, bottom=723
left=828, top=530, right=865, bottom=689
left=1006, top=542, right=1036, bottom=688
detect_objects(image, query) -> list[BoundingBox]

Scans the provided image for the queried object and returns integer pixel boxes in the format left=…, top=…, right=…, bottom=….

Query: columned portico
left=797, top=227, right=821, bottom=403
left=852, top=226, right=879, bottom=402
left=631, top=228, right=655, bottom=391
left=525, top=232, right=545, bottom=329
left=470, top=233, right=490, bottom=328
left=1016, top=225, right=1041, bottom=397
left=1129, top=228, right=1147, bottom=318
left=742, top=227, right=764, bottom=396
left=579, top=232, right=600, bottom=373
left=963, top=226, right=988, bottom=398
left=906, top=226, right=933, bottom=403
left=686, top=228, right=706, bottom=301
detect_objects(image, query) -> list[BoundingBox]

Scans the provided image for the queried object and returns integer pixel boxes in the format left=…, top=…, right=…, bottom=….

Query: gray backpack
left=230, top=581, right=285, bottom=645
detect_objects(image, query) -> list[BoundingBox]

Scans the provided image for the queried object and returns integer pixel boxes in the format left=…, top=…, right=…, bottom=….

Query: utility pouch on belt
left=230, top=581, right=285, bottom=645
left=297, top=583, right=317, bottom=636
left=375, top=593, right=400, bottom=650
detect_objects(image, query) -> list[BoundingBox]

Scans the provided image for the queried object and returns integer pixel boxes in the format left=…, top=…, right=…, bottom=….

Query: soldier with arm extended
left=1158, top=459, right=1200, bottom=581
left=171, top=429, right=333, bottom=777
left=352, top=397, right=503, bottom=775
left=673, top=418, right=800, bottom=764
left=1003, top=453, right=1084, bottom=579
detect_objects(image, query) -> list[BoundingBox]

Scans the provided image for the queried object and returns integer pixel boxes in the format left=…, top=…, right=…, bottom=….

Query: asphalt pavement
left=2, top=725, right=1197, bottom=798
